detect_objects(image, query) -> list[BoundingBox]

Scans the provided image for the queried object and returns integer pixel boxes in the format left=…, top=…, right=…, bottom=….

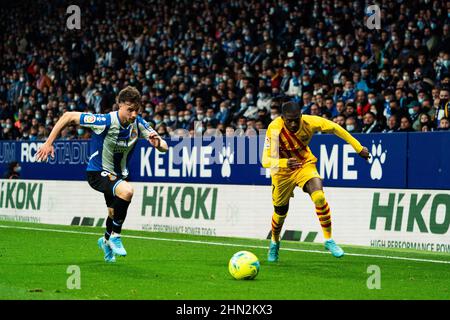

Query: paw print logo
left=368, top=141, right=387, bottom=180
left=219, top=145, right=234, bottom=178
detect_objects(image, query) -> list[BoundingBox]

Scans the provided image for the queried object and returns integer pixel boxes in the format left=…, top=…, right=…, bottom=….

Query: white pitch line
left=1, top=224, right=450, bottom=265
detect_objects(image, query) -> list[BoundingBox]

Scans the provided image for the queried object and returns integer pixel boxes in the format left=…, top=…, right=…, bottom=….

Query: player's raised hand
left=359, top=146, right=371, bottom=160
left=287, top=157, right=303, bottom=170
left=148, top=132, right=161, bottom=148
left=35, top=142, right=55, bottom=162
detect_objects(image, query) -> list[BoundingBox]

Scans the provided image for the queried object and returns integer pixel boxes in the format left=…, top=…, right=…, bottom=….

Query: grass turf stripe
left=1, top=224, right=450, bottom=265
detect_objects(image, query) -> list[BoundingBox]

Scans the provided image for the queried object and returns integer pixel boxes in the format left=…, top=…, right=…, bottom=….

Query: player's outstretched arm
left=35, top=112, right=82, bottom=162
left=148, top=132, right=169, bottom=153
left=317, top=117, right=370, bottom=160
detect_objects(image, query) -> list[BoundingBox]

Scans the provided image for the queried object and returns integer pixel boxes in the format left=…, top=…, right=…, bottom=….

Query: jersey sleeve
left=137, top=116, right=157, bottom=139
left=261, top=123, right=289, bottom=169
left=313, top=116, right=364, bottom=153
left=79, top=113, right=111, bottom=135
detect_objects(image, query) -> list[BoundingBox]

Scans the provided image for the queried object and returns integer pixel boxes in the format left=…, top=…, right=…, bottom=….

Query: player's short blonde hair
left=116, top=86, right=141, bottom=110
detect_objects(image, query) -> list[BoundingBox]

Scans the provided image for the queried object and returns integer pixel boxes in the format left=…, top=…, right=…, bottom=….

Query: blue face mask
left=417, top=21, right=424, bottom=30
left=303, top=81, right=310, bottom=86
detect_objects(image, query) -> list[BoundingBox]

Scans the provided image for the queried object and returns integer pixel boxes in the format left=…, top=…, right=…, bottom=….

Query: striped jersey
left=79, top=111, right=156, bottom=178
left=262, top=115, right=363, bottom=175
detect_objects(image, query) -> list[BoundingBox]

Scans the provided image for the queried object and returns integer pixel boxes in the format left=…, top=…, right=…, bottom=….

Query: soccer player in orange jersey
left=262, top=101, right=370, bottom=260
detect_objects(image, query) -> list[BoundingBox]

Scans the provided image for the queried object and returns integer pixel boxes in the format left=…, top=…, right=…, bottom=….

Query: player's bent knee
left=116, top=182, right=134, bottom=201
left=274, top=204, right=289, bottom=215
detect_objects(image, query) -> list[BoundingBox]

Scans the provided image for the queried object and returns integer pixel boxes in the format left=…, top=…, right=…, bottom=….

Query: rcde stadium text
left=176, top=304, right=273, bottom=317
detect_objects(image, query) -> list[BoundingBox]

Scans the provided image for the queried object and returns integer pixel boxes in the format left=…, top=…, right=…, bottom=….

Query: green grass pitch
left=0, top=220, right=449, bottom=300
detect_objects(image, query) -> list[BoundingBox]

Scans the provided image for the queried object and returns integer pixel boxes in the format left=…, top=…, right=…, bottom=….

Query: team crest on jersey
left=264, top=137, right=270, bottom=149
left=84, top=115, right=96, bottom=124
left=108, top=173, right=117, bottom=181
left=131, top=129, right=138, bottom=139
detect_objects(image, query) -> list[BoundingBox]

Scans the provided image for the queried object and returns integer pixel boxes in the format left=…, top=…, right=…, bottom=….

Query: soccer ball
left=228, top=251, right=260, bottom=280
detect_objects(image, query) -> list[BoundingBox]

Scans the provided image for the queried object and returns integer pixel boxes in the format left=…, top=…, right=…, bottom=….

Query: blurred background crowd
left=1, top=0, right=449, bottom=141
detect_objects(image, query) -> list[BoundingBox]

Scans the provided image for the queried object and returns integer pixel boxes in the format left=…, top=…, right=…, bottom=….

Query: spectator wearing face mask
left=3, top=161, right=21, bottom=179
left=164, top=110, right=179, bottom=130
left=235, top=116, right=248, bottom=133
left=178, top=110, right=193, bottom=130
left=345, top=116, right=359, bottom=133
left=341, top=81, right=356, bottom=103
left=204, top=107, right=219, bottom=127
left=232, top=96, right=250, bottom=122
left=256, top=87, right=272, bottom=113
left=216, top=101, right=230, bottom=125
left=407, top=101, right=422, bottom=127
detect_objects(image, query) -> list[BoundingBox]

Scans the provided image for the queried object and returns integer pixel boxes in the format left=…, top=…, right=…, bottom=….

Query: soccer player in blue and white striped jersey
left=36, top=86, right=168, bottom=262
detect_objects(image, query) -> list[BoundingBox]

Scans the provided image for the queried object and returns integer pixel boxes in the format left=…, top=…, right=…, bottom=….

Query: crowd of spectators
left=1, top=0, right=450, bottom=141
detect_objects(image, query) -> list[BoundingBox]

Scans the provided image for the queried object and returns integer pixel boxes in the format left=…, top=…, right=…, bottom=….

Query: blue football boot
left=324, top=239, right=344, bottom=258
left=109, top=235, right=127, bottom=257
left=268, top=240, right=280, bottom=262
left=97, top=236, right=115, bottom=263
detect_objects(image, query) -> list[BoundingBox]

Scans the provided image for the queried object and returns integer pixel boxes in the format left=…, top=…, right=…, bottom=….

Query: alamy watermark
left=66, top=5, right=81, bottom=30
left=365, top=5, right=381, bottom=30
left=66, top=265, right=81, bottom=289
left=366, top=265, right=381, bottom=289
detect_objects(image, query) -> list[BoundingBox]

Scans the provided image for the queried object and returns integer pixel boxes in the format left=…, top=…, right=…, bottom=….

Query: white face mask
left=270, top=114, right=278, bottom=120
left=346, top=124, right=355, bottom=131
